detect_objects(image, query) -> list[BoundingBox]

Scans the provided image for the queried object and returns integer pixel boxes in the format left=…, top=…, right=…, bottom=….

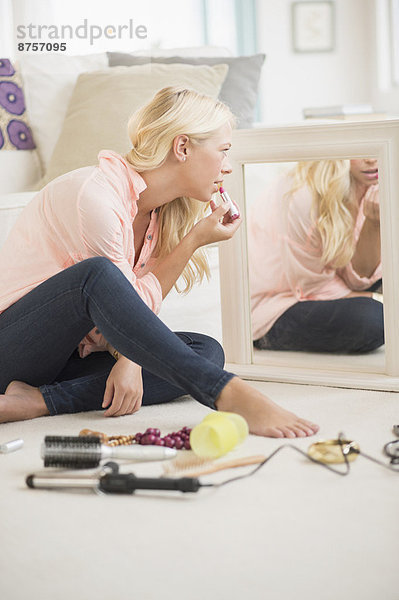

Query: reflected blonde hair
left=290, top=160, right=354, bottom=268
left=125, top=86, right=235, bottom=292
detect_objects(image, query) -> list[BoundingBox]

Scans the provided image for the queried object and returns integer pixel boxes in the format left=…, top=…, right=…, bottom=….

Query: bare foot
left=0, top=381, right=49, bottom=423
left=216, top=377, right=319, bottom=438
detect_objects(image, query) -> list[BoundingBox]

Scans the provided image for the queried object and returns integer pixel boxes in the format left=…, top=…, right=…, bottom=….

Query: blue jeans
left=0, top=257, right=234, bottom=414
left=254, top=295, right=384, bottom=353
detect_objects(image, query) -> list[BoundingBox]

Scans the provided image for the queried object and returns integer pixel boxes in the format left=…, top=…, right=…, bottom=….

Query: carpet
left=1, top=380, right=398, bottom=600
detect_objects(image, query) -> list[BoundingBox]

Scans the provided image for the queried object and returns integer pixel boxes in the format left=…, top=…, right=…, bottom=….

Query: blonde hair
left=125, top=86, right=235, bottom=293
left=290, top=160, right=354, bottom=268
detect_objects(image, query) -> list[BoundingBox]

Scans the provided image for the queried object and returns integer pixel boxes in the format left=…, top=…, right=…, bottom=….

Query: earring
left=182, top=157, right=186, bottom=162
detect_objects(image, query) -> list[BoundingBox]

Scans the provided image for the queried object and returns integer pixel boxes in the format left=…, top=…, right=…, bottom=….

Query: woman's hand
left=102, top=357, right=143, bottom=417
left=191, top=200, right=242, bottom=247
left=352, top=184, right=381, bottom=278
left=363, top=184, right=380, bottom=223
left=150, top=200, right=242, bottom=299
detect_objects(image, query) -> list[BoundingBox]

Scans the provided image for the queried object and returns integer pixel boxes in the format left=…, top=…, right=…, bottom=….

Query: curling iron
left=26, top=462, right=202, bottom=495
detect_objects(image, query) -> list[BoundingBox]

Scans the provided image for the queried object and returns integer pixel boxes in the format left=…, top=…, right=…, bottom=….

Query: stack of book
left=303, top=104, right=387, bottom=120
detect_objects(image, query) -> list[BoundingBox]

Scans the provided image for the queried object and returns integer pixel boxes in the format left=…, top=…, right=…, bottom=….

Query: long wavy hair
left=289, top=160, right=355, bottom=268
left=125, top=86, right=235, bottom=292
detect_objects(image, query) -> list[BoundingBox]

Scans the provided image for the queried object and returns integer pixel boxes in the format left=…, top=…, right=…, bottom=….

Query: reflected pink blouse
left=0, top=150, right=162, bottom=357
left=248, top=174, right=382, bottom=340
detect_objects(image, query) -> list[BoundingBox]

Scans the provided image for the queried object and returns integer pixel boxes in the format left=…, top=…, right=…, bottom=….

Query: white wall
left=256, top=0, right=374, bottom=123
left=370, top=0, right=399, bottom=113
left=2, top=0, right=390, bottom=124
left=0, top=0, right=14, bottom=55
left=9, top=0, right=205, bottom=56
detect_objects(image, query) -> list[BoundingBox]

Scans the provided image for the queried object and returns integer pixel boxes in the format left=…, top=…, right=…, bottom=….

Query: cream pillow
left=40, top=62, right=228, bottom=186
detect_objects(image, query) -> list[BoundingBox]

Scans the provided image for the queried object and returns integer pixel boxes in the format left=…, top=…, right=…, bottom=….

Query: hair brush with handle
left=41, top=436, right=176, bottom=469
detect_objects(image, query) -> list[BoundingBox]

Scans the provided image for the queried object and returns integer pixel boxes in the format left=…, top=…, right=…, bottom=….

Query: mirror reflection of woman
left=248, top=159, right=383, bottom=353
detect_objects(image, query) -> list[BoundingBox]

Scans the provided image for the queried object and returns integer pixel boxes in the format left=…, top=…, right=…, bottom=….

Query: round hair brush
left=41, top=436, right=176, bottom=469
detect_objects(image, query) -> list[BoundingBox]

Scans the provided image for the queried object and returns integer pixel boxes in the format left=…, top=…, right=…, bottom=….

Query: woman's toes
left=291, top=426, right=307, bottom=438
left=267, top=427, right=285, bottom=438
left=298, top=420, right=319, bottom=434
left=293, top=422, right=316, bottom=436
left=304, top=426, right=318, bottom=436
left=279, top=427, right=297, bottom=439
left=307, top=421, right=319, bottom=433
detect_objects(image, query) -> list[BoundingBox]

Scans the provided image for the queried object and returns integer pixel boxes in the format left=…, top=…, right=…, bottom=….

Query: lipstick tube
left=218, top=185, right=240, bottom=220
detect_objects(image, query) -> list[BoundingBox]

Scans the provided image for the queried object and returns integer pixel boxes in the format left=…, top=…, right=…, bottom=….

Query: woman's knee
left=175, top=332, right=225, bottom=367
left=258, top=298, right=384, bottom=353
left=202, top=335, right=225, bottom=367
left=347, top=299, right=384, bottom=352
left=79, top=256, right=115, bottom=275
left=74, top=257, right=123, bottom=289
left=314, top=299, right=384, bottom=353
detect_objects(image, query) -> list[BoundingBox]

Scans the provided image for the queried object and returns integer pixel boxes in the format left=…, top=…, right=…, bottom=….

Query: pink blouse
left=248, top=173, right=382, bottom=341
left=0, top=150, right=163, bottom=357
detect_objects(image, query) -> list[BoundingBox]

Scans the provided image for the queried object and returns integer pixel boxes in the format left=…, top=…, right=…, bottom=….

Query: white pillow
left=0, top=151, right=41, bottom=193
left=18, top=53, right=108, bottom=171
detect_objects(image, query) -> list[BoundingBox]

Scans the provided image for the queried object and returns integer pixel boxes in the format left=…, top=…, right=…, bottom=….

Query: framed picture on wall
left=292, top=1, right=335, bottom=53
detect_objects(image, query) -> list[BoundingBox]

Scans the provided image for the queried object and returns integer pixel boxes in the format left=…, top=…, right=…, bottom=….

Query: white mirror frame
left=219, top=119, right=399, bottom=391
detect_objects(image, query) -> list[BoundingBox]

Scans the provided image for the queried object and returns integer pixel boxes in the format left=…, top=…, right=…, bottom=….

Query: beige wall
left=256, top=0, right=374, bottom=123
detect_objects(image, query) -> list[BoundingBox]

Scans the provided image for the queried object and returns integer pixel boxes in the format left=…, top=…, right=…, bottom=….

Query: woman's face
left=350, top=158, right=378, bottom=187
left=183, top=122, right=233, bottom=202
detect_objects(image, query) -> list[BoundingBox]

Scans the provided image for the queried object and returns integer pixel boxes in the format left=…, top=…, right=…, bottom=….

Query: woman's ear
left=173, top=134, right=190, bottom=163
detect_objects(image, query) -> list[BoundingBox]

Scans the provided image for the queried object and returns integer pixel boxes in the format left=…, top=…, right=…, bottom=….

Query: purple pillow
left=0, top=58, right=35, bottom=150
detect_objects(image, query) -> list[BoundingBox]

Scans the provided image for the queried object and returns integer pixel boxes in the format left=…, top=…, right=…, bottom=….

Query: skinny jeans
left=0, top=257, right=234, bottom=414
left=254, top=291, right=384, bottom=354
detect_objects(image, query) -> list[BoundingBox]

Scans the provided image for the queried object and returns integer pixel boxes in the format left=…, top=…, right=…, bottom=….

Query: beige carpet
left=1, top=379, right=398, bottom=600
left=1, top=223, right=397, bottom=599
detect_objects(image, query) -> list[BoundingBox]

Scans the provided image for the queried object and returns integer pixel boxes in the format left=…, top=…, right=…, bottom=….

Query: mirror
left=218, top=120, right=399, bottom=391
left=246, top=159, right=384, bottom=374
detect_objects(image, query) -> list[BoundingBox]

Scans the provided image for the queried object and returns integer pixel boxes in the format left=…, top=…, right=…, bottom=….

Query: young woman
left=0, top=87, right=319, bottom=438
left=248, top=159, right=383, bottom=353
